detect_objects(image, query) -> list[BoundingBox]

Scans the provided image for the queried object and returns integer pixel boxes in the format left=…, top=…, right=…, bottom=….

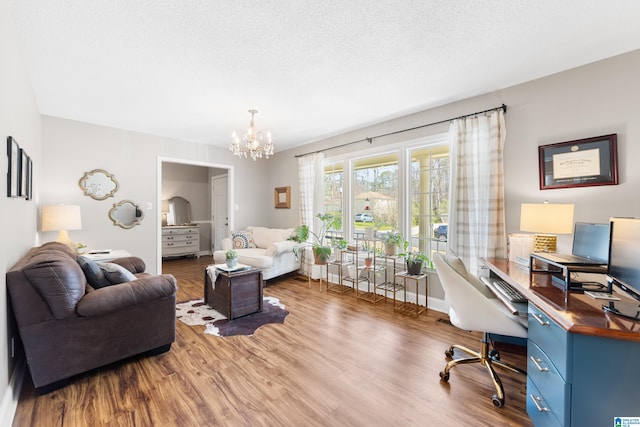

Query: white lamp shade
left=41, top=205, right=82, bottom=232
left=520, top=203, right=574, bottom=234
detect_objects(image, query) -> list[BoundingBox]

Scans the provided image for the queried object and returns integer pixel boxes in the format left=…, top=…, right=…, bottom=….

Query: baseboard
left=0, top=357, right=26, bottom=426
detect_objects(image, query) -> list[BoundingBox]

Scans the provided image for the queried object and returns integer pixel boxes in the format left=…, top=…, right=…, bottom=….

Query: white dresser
left=162, top=225, right=201, bottom=258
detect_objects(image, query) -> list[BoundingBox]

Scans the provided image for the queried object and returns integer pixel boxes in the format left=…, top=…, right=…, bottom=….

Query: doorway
left=158, top=157, right=234, bottom=272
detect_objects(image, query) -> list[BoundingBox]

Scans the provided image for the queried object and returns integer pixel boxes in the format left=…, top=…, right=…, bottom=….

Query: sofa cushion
left=248, top=226, right=294, bottom=248
left=231, top=230, right=257, bottom=249
left=23, top=253, right=86, bottom=319
left=99, top=262, right=137, bottom=285
left=77, top=256, right=111, bottom=289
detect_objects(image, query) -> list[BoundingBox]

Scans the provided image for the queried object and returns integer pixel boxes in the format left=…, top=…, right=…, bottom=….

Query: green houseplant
left=291, top=213, right=342, bottom=265
left=381, top=231, right=403, bottom=256
left=399, top=240, right=429, bottom=275
left=332, top=238, right=348, bottom=261
left=225, top=249, right=238, bottom=269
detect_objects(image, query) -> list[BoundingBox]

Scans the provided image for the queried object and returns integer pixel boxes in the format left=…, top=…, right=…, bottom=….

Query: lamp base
left=533, top=234, right=557, bottom=253
left=56, top=230, right=77, bottom=252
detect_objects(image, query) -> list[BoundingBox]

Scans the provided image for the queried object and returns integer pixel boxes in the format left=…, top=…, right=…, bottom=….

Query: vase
left=313, top=247, right=329, bottom=265
left=364, top=257, right=373, bottom=268
left=406, top=260, right=422, bottom=275
left=384, top=243, right=397, bottom=256
left=364, top=227, right=376, bottom=240
left=226, top=258, right=238, bottom=269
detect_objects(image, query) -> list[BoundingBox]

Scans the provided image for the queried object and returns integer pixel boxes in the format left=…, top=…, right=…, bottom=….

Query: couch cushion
left=248, top=226, right=294, bottom=248
left=23, top=253, right=86, bottom=319
left=99, top=262, right=137, bottom=285
left=231, top=230, right=257, bottom=249
left=77, top=256, right=111, bottom=288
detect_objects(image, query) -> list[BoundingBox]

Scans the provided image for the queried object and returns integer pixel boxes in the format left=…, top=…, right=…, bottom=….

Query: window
left=323, top=161, right=344, bottom=241
left=322, top=133, right=449, bottom=267
left=409, top=143, right=449, bottom=261
left=353, top=153, right=398, bottom=238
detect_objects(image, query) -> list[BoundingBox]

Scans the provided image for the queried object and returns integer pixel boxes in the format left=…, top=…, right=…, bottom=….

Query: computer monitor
left=604, top=217, right=640, bottom=320
left=572, top=222, right=609, bottom=262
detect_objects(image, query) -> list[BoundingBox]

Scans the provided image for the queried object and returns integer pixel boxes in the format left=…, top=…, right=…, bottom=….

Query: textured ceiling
left=8, top=1, right=640, bottom=152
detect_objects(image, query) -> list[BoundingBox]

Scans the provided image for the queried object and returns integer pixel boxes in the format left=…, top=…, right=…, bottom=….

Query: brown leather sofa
left=6, top=242, right=177, bottom=393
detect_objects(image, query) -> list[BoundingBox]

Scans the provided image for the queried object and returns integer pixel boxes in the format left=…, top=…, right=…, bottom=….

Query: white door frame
left=212, top=174, right=229, bottom=252
left=157, top=156, right=234, bottom=273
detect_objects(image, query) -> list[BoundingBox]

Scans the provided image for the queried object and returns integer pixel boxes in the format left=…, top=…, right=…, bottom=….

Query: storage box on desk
left=508, top=234, right=535, bottom=266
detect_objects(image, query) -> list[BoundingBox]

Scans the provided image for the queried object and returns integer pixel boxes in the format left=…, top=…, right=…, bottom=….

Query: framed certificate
left=538, top=134, right=618, bottom=190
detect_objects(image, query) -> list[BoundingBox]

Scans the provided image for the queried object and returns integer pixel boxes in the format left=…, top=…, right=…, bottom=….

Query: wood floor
left=13, top=256, right=533, bottom=426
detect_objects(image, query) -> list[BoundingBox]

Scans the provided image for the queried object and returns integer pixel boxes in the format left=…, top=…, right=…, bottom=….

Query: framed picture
left=274, top=186, right=291, bottom=209
left=27, top=155, right=33, bottom=200
left=19, top=148, right=29, bottom=198
left=6, top=136, right=19, bottom=197
left=538, top=134, right=618, bottom=190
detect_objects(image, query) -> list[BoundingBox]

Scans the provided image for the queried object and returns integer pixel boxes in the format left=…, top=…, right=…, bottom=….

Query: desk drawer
left=527, top=341, right=571, bottom=425
left=526, top=377, right=563, bottom=427
left=163, top=234, right=198, bottom=243
left=162, top=227, right=199, bottom=235
left=528, top=303, right=571, bottom=381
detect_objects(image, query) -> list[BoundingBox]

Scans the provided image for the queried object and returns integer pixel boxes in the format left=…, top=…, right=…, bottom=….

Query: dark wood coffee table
left=204, top=266, right=263, bottom=319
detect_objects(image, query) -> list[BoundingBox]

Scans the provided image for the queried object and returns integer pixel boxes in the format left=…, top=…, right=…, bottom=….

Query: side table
left=205, top=266, right=263, bottom=319
left=393, top=271, right=428, bottom=317
left=82, top=249, right=132, bottom=262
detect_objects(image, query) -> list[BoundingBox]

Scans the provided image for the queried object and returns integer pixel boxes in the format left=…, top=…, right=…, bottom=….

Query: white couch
left=213, top=226, right=300, bottom=280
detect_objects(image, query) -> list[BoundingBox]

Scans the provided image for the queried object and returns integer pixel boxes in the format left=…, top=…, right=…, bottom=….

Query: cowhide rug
left=175, top=296, right=288, bottom=337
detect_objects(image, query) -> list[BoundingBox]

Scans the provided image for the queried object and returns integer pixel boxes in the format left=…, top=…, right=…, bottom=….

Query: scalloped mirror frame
left=79, top=169, right=119, bottom=200
left=109, top=199, right=144, bottom=229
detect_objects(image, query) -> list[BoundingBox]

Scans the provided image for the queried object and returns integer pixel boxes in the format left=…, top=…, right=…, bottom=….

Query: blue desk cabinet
left=482, top=258, right=640, bottom=427
left=527, top=302, right=640, bottom=426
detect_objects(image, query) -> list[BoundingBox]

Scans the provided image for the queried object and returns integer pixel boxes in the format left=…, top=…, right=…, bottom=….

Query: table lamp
left=41, top=204, right=82, bottom=249
left=520, top=203, right=574, bottom=252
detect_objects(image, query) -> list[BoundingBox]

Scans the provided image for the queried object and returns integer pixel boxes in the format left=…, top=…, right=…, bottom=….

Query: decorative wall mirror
left=79, top=169, right=119, bottom=200
left=167, top=196, right=192, bottom=225
left=109, top=200, right=144, bottom=229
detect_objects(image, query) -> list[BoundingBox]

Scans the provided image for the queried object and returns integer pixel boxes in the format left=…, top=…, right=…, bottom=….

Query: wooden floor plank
left=13, top=255, right=533, bottom=426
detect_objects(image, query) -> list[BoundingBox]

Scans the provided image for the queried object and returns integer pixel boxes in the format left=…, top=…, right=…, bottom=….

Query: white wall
left=40, top=116, right=271, bottom=274
left=270, top=49, right=640, bottom=303
left=0, top=0, right=41, bottom=422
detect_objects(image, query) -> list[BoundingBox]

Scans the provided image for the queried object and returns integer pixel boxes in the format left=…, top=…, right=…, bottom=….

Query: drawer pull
left=533, top=313, right=550, bottom=326
left=529, top=356, right=549, bottom=372
left=529, top=394, right=549, bottom=412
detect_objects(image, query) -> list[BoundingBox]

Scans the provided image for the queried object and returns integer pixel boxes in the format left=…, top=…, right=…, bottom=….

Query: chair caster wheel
left=439, top=371, right=450, bottom=382
left=489, top=349, right=500, bottom=361
left=491, top=395, right=504, bottom=407
left=445, top=347, right=454, bottom=359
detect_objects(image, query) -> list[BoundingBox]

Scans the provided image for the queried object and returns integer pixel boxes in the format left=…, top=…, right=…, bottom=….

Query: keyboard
left=482, top=277, right=528, bottom=303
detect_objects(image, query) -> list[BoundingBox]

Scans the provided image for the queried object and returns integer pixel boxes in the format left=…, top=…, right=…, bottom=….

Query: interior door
left=212, top=174, right=229, bottom=251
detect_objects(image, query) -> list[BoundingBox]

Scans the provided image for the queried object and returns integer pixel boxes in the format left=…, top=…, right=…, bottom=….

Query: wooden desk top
left=482, top=257, right=640, bottom=342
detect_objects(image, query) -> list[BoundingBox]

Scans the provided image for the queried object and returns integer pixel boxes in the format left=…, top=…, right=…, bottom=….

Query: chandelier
left=229, top=109, right=275, bottom=160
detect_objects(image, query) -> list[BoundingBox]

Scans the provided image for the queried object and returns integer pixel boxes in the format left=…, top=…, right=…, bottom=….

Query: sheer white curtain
left=298, top=152, right=324, bottom=275
left=448, top=109, right=506, bottom=275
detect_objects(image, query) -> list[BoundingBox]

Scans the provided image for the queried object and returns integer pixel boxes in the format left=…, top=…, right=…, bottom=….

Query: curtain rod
left=294, top=103, right=507, bottom=158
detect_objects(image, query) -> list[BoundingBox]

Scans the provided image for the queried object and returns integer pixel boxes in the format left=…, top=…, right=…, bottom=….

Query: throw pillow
left=98, top=262, right=137, bottom=285
left=231, top=230, right=257, bottom=249
left=77, top=256, right=111, bottom=289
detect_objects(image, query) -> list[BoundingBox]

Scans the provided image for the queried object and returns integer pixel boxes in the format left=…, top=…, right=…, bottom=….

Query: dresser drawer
left=528, top=303, right=571, bottom=381
left=162, top=234, right=198, bottom=243
left=162, top=227, right=199, bottom=236
left=527, top=341, right=571, bottom=425
left=526, top=377, right=563, bottom=427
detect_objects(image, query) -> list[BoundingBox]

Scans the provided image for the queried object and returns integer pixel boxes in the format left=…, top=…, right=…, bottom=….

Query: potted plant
left=381, top=231, right=402, bottom=256
left=332, top=238, right=348, bottom=261
left=292, top=213, right=342, bottom=265
left=225, top=250, right=238, bottom=269
left=399, top=240, right=429, bottom=275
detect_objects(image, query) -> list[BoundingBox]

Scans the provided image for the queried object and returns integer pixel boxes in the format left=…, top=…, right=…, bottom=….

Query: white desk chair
left=433, top=252, right=527, bottom=407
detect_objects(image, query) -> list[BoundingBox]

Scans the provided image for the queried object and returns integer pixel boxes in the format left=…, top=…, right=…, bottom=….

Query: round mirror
left=79, top=169, right=119, bottom=200
left=109, top=200, right=144, bottom=229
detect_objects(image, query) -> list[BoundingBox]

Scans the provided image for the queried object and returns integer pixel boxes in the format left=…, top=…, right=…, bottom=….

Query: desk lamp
left=520, top=203, right=574, bottom=252
left=41, top=204, right=82, bottom=249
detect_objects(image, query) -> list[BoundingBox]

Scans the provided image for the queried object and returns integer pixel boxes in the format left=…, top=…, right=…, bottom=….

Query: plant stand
left=393, top=271, right=428, bottom=317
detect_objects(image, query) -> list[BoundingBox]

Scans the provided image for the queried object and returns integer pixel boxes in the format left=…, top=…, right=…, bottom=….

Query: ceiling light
left=230, top=109, right=274, bottom=160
